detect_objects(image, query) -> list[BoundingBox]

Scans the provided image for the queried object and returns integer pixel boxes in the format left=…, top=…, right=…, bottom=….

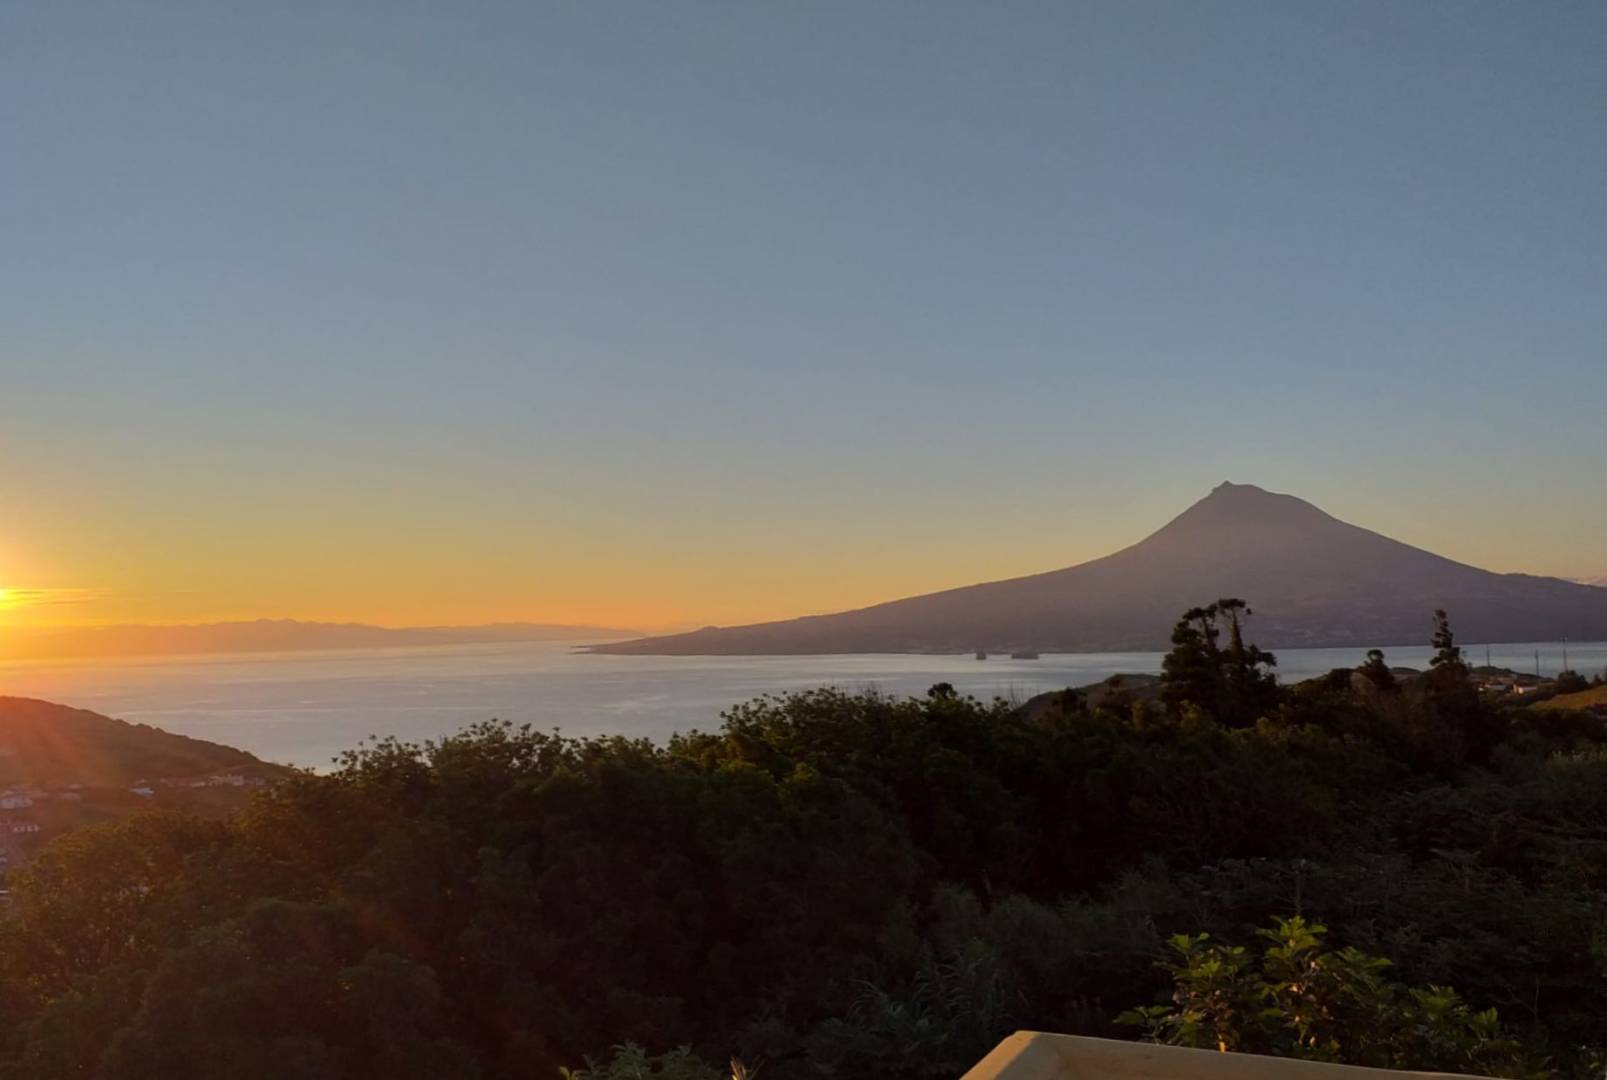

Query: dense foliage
left=0, top=604, right=1603, bottom=1078
left=1119, top=917, right=1538, bottom=1076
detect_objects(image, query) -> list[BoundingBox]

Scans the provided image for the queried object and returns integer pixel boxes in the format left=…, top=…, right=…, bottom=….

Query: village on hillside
left=0, top=770, right=271, bottom=895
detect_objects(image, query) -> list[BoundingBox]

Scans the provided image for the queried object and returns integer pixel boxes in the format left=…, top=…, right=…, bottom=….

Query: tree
left=97, top=901, right=479, bottom=1080
left=1553, top=671, right=1589, bottom=695
left=1162, top=605, right=1221, bottom=710
left=1360, top=649, right=1397, bottom=692
left=1430, top=610, right=1465, bottom=672
left=6, top=602, right=1607, bottom=1078
left=1415, top=610, right=1499, bottom=769
left=1119, top=917, right=1538, bottom=1077
left=1216, top=599, right=1279, bottom=721
left=1161, top=601, right=1278, bottom=726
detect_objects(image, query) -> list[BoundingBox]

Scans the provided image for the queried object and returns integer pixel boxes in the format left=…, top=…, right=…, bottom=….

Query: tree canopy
left=0, top=605, right=1600, bottom=1078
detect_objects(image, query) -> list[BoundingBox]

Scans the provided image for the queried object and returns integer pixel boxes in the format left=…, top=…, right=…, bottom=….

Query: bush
left=1119, top=917, right=1540, bottom=1077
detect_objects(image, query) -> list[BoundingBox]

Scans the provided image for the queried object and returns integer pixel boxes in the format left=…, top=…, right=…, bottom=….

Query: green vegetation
left=1550, top=671, right=1591, bottom=696
left=1534, top=684, right=1607, bottom=713
left=1119, top=918, right=1537, bottom=1075
left=1160, top=599, right=1280, bottom=726
left=0, top=605, right=1603, bottom=1078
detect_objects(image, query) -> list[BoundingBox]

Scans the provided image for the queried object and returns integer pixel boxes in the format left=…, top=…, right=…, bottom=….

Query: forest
left=0, top=604, right=1602, bottom=1079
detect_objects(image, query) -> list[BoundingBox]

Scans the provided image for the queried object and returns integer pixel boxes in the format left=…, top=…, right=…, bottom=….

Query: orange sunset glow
left=2, top=5, right=1606, bottom=1077
left=3, top=471, right=1605, bottom=642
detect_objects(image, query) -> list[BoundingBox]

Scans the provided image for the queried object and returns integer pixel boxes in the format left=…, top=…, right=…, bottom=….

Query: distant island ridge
left=588, top=482, right=1607, bottom=656
left=0, top=619, right=642, bottom=662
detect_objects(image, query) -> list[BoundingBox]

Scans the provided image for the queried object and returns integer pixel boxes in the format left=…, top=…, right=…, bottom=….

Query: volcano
left=589, top=483, right=1607, bottom=655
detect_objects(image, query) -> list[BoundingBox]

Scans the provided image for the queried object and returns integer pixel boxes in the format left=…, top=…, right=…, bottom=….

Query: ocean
left=2, top=639, right=1602, bottom=769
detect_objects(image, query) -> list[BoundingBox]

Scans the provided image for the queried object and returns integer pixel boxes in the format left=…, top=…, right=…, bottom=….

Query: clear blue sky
left=3, top=2, right=1604, bottom=629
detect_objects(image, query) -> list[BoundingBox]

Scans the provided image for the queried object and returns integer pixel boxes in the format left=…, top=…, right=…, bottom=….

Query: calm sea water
left=2, top=640, right=1603, bottom=769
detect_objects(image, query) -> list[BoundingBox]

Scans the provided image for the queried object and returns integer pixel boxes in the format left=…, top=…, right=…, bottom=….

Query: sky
left=3, top=1, right=1604, bottom=632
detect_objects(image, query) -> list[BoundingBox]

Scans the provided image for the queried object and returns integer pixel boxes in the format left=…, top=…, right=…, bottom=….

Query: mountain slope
left=0, top=697, right=289, bottom=786
left=590, top=483, right=1607, bottom=654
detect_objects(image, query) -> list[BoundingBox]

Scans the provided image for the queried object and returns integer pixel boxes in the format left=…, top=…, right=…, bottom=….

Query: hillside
left=0, top=696, right=288, bottom=787
left=590, top=482, right=1607, bottom=655
left=1534, top=685, right=1607, bottom=713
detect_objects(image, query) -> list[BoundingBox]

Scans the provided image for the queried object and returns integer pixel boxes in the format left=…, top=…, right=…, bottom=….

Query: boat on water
left=1010, top=650, right=1040, bottom=660
left=975, top=650, right=988, bottom=660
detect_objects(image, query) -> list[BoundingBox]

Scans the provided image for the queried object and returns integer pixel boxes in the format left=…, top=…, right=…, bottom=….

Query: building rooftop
left=964, top=1033, right=1497, bottom=1080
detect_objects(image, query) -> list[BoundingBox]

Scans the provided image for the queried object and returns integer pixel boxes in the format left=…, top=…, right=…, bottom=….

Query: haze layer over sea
left=2, top=640, right=1602, bottom=769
